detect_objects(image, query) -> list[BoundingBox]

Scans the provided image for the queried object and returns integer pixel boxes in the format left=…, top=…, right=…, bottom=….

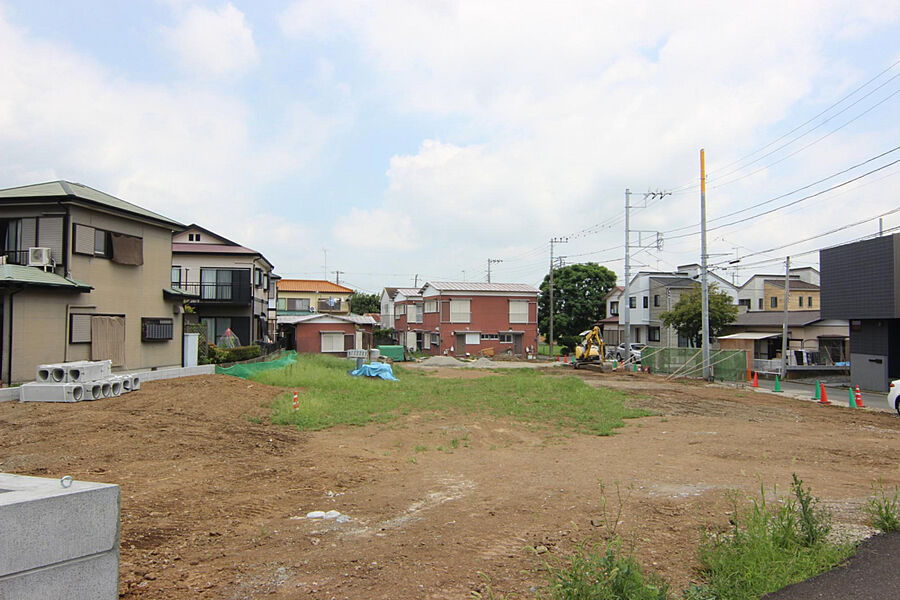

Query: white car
left=888, top=380, right=900, bottom=415
left=615, top=343, right=645, bottom=362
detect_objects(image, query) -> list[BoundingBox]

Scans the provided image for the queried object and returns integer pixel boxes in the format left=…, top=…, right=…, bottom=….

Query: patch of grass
left=246, top=415, right=263, bottom=424
left=864, top=479, right=900, bottom=532
left=543, top=538, right=670, bottom=600
left=696, top=474, right=855, bottom=600
left=252, top=353, right=650, bottom=433
left=413, top=444, right=428, bottom=453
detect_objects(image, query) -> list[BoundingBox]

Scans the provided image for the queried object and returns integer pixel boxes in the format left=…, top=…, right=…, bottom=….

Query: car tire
left=895, top=398, right=900, bottom=416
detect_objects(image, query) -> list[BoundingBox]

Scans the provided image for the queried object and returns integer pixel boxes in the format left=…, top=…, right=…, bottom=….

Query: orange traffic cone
left=564, top=354, right=569, bottom=364
left=817, top=382, right=831, bottom=405
left=751, top=372, right=758, bottom=388
left=854, top=385, right=865, bottom=408
left=292, top=391, right=300, bottom=410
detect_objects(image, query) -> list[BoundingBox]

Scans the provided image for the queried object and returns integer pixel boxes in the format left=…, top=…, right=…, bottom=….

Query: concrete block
left=0, top=473, right=119, bottom=600
left=66, top=360, right=111, bottom=383
left=18, top=383, right=86, bottom=403
left=85, top=381, right=105, bottom=401
left=35, top=364, right=67, bottom=383
left=117, top=374, right=134, bottom=393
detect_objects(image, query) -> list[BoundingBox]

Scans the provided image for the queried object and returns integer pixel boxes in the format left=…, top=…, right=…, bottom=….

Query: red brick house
left=391, top=287, right=423, bottom=351
left=277, top=313, right=376, bottom=354
left=418, top=282, right=539, bottom=357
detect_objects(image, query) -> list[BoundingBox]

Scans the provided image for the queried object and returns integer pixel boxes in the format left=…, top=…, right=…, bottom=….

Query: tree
left=349, top=291, right=380, bottom=315
left=660, top=283, right=738, bottom=347
left=538, top=263, right=617, bottom=344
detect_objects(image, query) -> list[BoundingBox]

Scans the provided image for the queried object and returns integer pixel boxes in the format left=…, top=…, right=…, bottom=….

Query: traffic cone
left=564, top=354, right=569, bottom=364
left=812, top=380, right=821, bottom=400
left=292, top=391, right=299, bottom=411
left=773, top=375, right=783, bottom=392
left=848, top=387, right=856, bottom=408
left=751, top=371, right=759, bottom=388
left=817, top=382, right=830, bottom=405
left=612, top=360, right=618, bottom=370
left=854, top=385, right=865, bottom=408
left=646, top=366, right=651, bottom=374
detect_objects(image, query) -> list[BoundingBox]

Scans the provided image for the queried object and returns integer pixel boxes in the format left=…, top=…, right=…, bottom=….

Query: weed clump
left=695, top=474, right=854, bottom=600
left=864, top=480, right=900, bottom=533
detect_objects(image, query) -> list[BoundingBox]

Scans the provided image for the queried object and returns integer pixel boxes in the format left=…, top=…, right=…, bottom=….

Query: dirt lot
left=2, top=368, right=899, bottom=598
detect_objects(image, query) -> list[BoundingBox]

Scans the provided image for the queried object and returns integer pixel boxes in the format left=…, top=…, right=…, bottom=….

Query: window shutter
left=74, top=224, right=95, bottom=255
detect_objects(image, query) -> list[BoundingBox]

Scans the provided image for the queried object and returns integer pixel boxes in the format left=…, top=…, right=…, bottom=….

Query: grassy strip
left=249, top=353, right=650, bottom=433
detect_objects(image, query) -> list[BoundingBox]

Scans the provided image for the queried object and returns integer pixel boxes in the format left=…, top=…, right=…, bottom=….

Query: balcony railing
left=318, top=299, right=343, bottom=312
left=177, top=282, right=252, bottom=305
left=1, top=250, right=31, bottom=266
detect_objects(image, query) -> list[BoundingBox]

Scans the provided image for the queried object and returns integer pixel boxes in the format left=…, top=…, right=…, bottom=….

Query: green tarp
left=216, top=351, right=297, bottom=379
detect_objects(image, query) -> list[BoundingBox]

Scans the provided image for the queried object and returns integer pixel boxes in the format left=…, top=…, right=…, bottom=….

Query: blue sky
left=1, top=1, right=899, bottom=293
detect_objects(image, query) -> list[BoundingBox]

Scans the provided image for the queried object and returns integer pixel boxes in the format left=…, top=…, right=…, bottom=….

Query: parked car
left=615, top=343, right=645, bottom=362
left=888, top=380, right=900, bottom=415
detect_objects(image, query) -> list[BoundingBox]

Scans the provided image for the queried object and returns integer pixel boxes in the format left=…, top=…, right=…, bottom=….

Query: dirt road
left=1, top=369, right=898, bottom=598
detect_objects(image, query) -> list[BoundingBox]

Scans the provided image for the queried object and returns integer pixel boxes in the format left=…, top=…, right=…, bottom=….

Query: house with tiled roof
left=0, top=180, right=189, bottom=382
left=276, top=279, right=353, bottom=316
left=171, top=224, right=275, bottom=346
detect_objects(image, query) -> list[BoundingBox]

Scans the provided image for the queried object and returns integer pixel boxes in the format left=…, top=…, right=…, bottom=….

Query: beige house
left=276, top=279, right=352, bottom=316
left=172, top=224, right=274, bottom=346
left=0, top=181, right=189, bottom=383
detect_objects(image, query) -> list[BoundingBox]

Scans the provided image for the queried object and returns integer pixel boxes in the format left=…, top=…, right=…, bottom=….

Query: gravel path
left=764, top=531, right=900, bottom=600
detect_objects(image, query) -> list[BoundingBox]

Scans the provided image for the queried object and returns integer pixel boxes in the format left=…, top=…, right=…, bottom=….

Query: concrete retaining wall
left=0, top=473, right=120, bottom=599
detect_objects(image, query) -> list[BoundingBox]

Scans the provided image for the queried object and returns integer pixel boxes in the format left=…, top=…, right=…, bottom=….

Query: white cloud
left=162, top=3, right=258, bottom=77
left=334, top=207, right=417, bottom=250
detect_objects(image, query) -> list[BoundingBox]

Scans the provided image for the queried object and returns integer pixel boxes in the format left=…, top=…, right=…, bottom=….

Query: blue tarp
left=350, top=362, right=398, bottom=380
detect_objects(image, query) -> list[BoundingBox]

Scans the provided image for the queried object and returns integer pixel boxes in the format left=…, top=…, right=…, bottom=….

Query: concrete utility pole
left=413, top=274, right=419, bottom=287
left=548, top=237, right=568, bottom=358
left=781, top=256, right=791, bottom=377
left=700, top=149, right=711, bottom=380
left=623, top=189, right=632, bottom=351
left=487, top=259, right=503, bottom=283
left=333, top=270, right=344, bottom=285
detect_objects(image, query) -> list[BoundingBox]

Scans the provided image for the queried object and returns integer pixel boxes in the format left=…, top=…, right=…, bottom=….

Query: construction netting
left=215, top=351, right=297, bottom=379
left=641, top=347, right=748, bottom=381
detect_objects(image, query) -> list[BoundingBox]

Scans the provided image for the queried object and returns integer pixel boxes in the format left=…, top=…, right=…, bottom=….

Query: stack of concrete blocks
left=19, top=360, right=141, bottom=403
left=0, top=473, right=120, bottom=599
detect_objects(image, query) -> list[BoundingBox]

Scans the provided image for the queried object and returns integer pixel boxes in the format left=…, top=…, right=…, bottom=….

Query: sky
left=1, top=1, right=899, bottom=294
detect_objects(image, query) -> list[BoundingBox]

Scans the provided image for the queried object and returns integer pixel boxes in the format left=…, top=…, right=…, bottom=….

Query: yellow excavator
left=572, top=326, right=604, bottom=369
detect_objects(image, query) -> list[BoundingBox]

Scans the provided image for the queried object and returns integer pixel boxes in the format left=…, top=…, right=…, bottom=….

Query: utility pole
left=623, top=189, right=631, bottom=351
left=548, top=237, right=568, bottom=358
left=322, top=248, right=328, bottom=280
left=487, top=259, right=503, bottom=283
left=700, top=149, right=711, bottom=380
left=333, top=270, right=344, bottom=285
left=413, top=274, right=419, bottom=288
left=781, top=256, right=791, bottom=378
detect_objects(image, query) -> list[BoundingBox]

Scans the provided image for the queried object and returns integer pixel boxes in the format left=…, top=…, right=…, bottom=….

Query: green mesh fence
left=641, top=347, right=747, bottom=381
left=215, top=351, right=297, bottom=379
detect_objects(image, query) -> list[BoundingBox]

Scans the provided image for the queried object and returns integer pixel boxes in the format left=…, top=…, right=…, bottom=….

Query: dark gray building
left=820, top=233, right=900, bottom=391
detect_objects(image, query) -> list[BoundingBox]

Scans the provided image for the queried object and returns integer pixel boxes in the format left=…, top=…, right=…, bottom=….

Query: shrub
left=207, top=344, right=261, bottom=364
left=864, top=480, right=900, bottom=532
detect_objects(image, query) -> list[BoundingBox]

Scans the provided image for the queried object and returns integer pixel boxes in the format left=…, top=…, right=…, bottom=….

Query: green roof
left=0, top=181, right=183, bottom=229
left=0, top=265, right=92, bottom=290
left=164, top=286, right=198, bottom=299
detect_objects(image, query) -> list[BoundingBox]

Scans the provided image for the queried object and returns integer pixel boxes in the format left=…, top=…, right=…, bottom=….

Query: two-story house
left=391, top=287, right=423, bottom=351
left=172, top=225, right=274, bottom=346
left=276, top=279, right=352, bottom=316
left=417, top=282, right=539, bottom=357
left=737, top=268, right=821, bottom=311
left=0, top=181, right=189, bottom=383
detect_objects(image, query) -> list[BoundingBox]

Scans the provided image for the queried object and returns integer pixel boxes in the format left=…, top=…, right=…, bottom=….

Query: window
left=142, top=318, right=174, bottom=341
left=320, top=331, right=344, bottom=353
left=610, top=301, right=619, bottom=316
left=653, top=295, right=659, bottom=307
left=465, top=332, right=480, bottom=345
left=94, top=228, right=109, bottom=256
left=255, top=269, right=262, bottom=287
left=286, top=298, right=310, bottom=311
left=629, top=297, right=636, bottom=309
left=424, top=300, right=437, bottom=313
left=200, top=317, right=232, bottom=343
left=509, top=300, right=528, bottom=324
left=758, top=298, right=763, bottom=310
left=643, top=296, right=649, bottom=309
left=450, top=299, right=470, bottom=323
left=481, top=333, right=499, bottom=340
left=771, top=297, right=778, bottom=308
left=649, top=327, right=660, bottom=342
left=188, top=233, right=201, bottom=242
left=808, top=296, right=813, bottom=308
left=739, top=299, right=750, bottom=308
left=799, top=296, right=803, bottom=307
left=499, top=333, right=513, bottom=343
left=407, top=304, right=422, bottom=323
left=201, top=268, right=233, bottom=300
left=171, top=267, right=181, bottom=287
left=70, top=313, right=93, bottom=343
left=431, top=333, right=440, bottom=345
left=277, top=297, right=286, bottom=310
left=319, top=297, right=342, bottom=311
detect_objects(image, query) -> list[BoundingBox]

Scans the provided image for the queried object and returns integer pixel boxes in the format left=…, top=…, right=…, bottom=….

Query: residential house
left=278, top=312, right=376, bottom=354
left=737, top=268, right=821, bottom=311
left=0, top=181, right=189, bottom=383
left=391, top=287, right=423, bottom=351
left=599, top=286, right=624, bottom=346
left=820, top=233, right=900, bottom=391
left=172, top=224, right=274, bottom=347
left=380, top=287, right=398, bottom=330
left=276, top=279, right=352, bottom=316
left=418, top=282, right=539, bottom=357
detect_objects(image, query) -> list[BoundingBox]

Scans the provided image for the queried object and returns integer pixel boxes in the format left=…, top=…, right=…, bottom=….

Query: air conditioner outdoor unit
left=28, top=247, right=52, bottom=267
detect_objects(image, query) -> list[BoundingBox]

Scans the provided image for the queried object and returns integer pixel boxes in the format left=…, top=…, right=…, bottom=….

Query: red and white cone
left=854, top=385, right=865, bottom=408
left=292, top=391, right=300, bottom=410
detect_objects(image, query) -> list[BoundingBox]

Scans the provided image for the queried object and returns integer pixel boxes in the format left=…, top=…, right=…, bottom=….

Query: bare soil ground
left=1, top=368, right=899, bottom=599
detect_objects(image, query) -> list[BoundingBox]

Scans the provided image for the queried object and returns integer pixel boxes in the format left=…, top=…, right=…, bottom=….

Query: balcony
left=178, top=282, right=252, bottom=305
left=1, top=250, right=32, bottom=266
left=317, top=298, right=344, bottom=313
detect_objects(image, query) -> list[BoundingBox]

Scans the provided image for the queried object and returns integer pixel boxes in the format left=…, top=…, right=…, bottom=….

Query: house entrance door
left=513, top=333, right=524, bottom=355
left=455, top=333, right=466, bottom=355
